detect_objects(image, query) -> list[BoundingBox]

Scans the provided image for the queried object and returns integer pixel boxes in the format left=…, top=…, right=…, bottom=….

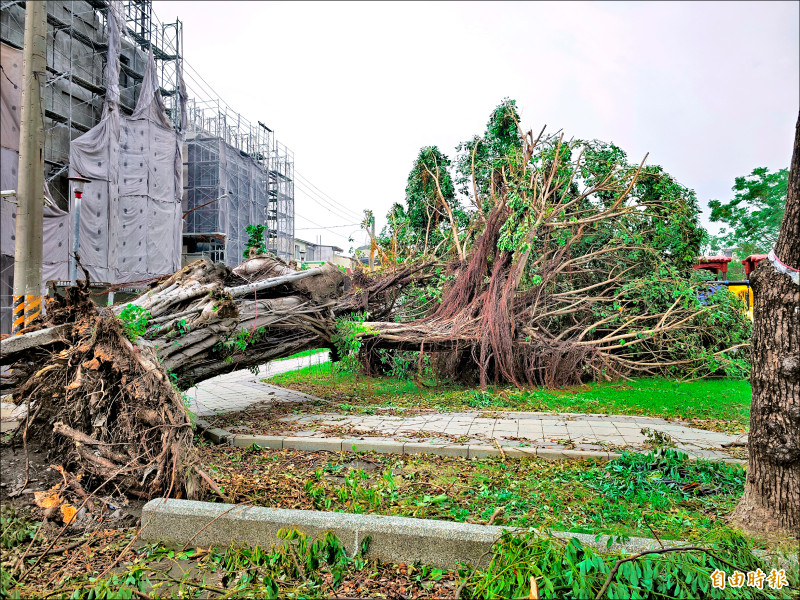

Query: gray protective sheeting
left=66, top=1, right=185, bottom=283
left=1, top=42, right=70, bottom=284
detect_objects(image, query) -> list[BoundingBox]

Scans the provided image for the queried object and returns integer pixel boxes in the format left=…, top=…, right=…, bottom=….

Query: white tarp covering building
left=66, top=1, right=186, bottom=284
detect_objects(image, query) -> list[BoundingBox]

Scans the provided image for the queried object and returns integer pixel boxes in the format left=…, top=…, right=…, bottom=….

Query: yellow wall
left=726, top=284, right=754, bottom=319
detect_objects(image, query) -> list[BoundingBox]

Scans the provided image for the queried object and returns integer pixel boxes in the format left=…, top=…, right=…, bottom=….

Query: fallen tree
left=1, top=100, right=753, bottom=500
left=0, top=257, right=349, bottom=499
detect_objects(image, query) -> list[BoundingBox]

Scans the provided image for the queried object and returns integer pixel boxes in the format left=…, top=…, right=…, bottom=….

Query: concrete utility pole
left=12, top=1, right=47, bottom=334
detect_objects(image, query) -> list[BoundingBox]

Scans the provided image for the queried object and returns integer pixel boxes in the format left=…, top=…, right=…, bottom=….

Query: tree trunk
left=732, top=112, right=800, bottom=535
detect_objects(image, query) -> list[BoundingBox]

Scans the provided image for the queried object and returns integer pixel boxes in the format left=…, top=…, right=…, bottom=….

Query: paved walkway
left=1, top=352, right=330, bottom=427
left=274, top=410, right=743, bottom=460
left=185, top=352, right=330, bottom=417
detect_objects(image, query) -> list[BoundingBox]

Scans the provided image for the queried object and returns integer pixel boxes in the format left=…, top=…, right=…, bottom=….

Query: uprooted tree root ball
left=6, top=288, right=219, bottom=500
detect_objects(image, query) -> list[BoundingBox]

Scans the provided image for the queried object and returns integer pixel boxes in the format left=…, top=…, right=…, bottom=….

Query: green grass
left=268, top=363, right=751, bottom=433
left=276, top=348, right=328, bottom=361
left=202, top=445, right=749, bottom=543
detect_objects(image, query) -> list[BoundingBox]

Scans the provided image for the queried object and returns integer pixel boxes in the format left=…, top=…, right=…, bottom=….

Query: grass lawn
left=276, top=348, right=328, bottom=361
left=200, top=444, right=748, bottom=543
left=268, top=362, right=751, bottom=433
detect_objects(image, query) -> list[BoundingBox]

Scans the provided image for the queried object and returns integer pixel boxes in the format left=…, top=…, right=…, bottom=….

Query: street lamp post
left=68, top=174, right=91, bottom=285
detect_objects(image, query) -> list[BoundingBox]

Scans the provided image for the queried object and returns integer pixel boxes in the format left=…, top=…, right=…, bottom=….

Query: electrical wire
left=295, top=223, right=360, bottom=230
left=294, top=170, right=363, bottom=220
left=293, top=180, right=361, bottom=223
left=293, top=213, right=357, bottom=242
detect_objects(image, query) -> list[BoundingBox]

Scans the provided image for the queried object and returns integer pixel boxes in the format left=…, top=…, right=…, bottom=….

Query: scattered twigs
left=487, top=506, right=505, bottom=525
left=20, top=539, right=85, bottom=560
left=12, top=518, right=48, bottom=575
left=492, top=438, right=507, bottom=460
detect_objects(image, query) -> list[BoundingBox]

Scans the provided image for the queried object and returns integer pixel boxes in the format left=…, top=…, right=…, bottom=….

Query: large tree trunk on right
left=732, top=113, right=800, bottom=535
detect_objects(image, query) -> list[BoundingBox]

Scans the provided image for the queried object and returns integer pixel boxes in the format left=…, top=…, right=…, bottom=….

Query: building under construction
left=182, top=100, right=295, bottom=267
left=0, top=0, right=295, bottom=332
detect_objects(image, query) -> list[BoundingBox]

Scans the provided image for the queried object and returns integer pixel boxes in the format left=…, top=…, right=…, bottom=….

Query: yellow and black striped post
left=12, top=295, right=25, bottom=334
left=24, top=293, right=41, bottom=328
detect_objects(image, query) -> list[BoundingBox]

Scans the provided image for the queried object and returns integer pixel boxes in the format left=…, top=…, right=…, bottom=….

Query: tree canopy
left=365, top=99, right=749, bottom=386
left=708, top=167, right=788, bottom=256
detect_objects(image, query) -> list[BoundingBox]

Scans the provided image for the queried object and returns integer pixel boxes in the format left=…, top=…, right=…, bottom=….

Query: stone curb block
left=194, top=419, right=229, bottom=444
left=215, top=432, right=732, bottom=465
left=283, top=437, right=344, bottom=452
left=403, top=442, right=468, bottom=458
left=343, top=439, right=405, bottom=454
left=222, top=434, right=651, bottom=463
left=141, top=499, right=715, bottom=570
left=141, top=498, right=502, bottom=569
left=231, top=435, right=283, bottom=449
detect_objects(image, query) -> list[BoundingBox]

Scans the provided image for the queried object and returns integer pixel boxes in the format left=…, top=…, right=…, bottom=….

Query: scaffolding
left=0, top=0, right=183, bottom=206
left=0, top=0, right=295, bottom=332
left=0, top=0, right=183, bottom=332
left=269, top=141, right=295, bottom=260
left=183, top=98, right=294, bottom=265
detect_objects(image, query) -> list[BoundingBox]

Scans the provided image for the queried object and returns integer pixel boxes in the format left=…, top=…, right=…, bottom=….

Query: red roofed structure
left=693, top=256, right=732, bottom=277
left=741, top=254, right=768, bottom=278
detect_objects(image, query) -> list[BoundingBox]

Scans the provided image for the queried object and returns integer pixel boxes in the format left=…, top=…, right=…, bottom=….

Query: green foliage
left=331, top=311, right=371, bottom=373
left=118, top=304, right=150, bottom=340
left=377, top=349, right=431, bottom=380
left=466, top=390, right=504, bottom=408
left=460, top=528, right=794, bottom=599
left=0, top=506, right=37, bottom=550
left=0, top=507, right=38, bottom=598
left=243, top=223, right=268, bottom=258
left=455, top=97, right=523, bottom=204
left=60, top=529, right=373, bottom=599
left=215, top=326, right=268, bottom=360
left=585, top=449, right=746, bottom=501
left=380, top=146, right=470, bottom=261
left=611, top=270, right=752, bottom=378
left=709, top=167, right=788, bottom=256
left=71, top=567, right=151, bottom=599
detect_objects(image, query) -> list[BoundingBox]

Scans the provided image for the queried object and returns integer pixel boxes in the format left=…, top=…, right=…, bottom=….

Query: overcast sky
left=157, top=1, right=799, bottom=253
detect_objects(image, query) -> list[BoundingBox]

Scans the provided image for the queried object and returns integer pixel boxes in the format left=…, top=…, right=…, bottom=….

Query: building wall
left=0, top=0, right=160, bottom=333
left=1, top=1, right=155, bottom=208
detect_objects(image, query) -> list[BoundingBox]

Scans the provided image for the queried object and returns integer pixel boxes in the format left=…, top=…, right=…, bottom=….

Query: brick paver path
left=277, top=410, right=744, bottom=460
left=185, top=352, right=330, bottom=417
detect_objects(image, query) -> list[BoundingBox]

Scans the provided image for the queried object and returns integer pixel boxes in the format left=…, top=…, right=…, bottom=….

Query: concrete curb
left=193, top=418, right=231, bottom=445
left=229, top=433, right=620, bottom=461
left=140, top=498, right=688, bottom=569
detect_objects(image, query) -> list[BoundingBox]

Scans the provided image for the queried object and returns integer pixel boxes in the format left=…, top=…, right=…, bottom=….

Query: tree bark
left=732, top=112, right=800, bottom=535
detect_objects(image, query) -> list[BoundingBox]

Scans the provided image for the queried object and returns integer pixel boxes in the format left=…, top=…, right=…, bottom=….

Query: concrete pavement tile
left=589, top=425, right=619, bottom=435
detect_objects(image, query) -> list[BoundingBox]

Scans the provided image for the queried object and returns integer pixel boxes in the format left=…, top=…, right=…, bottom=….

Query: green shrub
left=118, top=304, right=150, bottom=340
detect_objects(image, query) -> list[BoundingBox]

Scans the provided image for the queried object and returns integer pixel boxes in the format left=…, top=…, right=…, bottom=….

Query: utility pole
left=12, top=1, right=47, bottom=334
